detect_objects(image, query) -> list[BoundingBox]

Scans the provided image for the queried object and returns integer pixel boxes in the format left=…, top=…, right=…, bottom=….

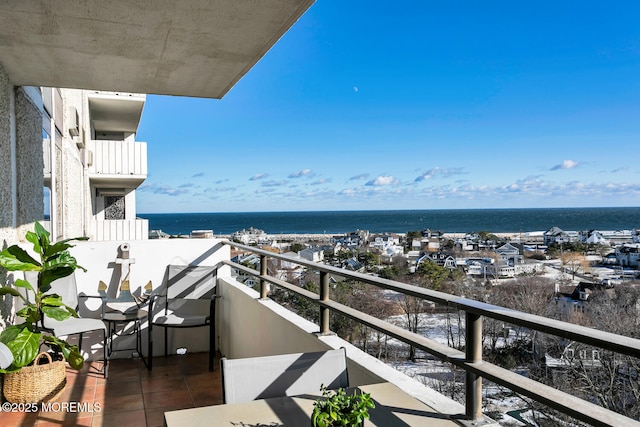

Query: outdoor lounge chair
left=220, top=348, right=349, bottom=404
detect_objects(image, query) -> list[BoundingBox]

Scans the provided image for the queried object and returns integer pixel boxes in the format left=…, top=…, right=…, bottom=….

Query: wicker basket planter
left=3, top=353, right=67, bottom=404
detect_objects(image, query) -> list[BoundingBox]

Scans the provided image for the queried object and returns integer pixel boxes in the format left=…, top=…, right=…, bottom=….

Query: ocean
left=138, top=207, right=640, bottom=236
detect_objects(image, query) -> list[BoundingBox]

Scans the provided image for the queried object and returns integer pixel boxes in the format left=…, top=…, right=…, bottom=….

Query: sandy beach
left=216, top=231, right=542, bottom=242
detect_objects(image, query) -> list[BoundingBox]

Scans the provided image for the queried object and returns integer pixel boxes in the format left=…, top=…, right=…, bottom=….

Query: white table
left=164, top=382, right=461, bottom=426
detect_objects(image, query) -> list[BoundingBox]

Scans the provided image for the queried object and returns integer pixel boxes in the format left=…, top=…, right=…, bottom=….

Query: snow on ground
left=378, top=311, right=547, bottom=426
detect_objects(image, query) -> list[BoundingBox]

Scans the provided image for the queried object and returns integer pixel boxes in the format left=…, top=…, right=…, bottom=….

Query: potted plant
left=311, top=386, right=375, bottom=427
left=0, top=222, right=87, bottom=398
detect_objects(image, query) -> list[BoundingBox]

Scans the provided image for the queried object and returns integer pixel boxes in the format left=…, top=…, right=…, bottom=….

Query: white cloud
left=261, top=180, right=288, bottom=187
left=289, top=169, right=314, bottom=178
left=365, top=175, right=399, bottom=186
left=249, top=173, right=269, bottom=181
left=551, top=160, right=579, bottom=171
left=311, top=178, right=331, bottom=185
left=139, top=183, right=189, bottom=196
left=415, top=166, right=465, bottom=182
left=349, top=173, right=369, bottom=181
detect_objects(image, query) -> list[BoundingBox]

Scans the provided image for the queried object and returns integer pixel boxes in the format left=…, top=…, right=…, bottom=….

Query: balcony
left=1, top=238, right=639, bottom=426
left=87, top=140, right=147, bottom=188
left=0, top=353, right=221, bottom=427
left=91, top=219, right=149, bottom=241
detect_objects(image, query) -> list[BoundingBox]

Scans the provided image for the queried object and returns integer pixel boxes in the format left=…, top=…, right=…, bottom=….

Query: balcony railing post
left=465, top=311, right=483, bottom=421
left=260, top=254, right=268, bottom=299
left=319, top=271, right=330, bottom=334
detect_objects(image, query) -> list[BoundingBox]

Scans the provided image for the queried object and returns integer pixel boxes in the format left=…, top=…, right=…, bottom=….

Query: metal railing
left=222, top=240, right=640, bottom=427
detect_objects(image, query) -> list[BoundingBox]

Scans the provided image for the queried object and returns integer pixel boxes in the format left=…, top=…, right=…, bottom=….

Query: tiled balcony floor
left=0, top=352, right=222, bottom=427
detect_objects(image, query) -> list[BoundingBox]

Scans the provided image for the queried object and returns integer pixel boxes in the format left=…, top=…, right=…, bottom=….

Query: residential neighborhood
left=228, top=225, right=640, bottom=287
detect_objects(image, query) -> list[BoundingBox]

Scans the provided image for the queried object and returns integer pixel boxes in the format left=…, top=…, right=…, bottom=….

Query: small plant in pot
left=0, top=222, right=87, bottom=373
left=311, top=385, right=375, bottom=427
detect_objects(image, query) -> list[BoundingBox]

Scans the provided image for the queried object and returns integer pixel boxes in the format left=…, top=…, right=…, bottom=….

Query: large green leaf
left=34, top=222, right=51, bottom=254
left=25, top=229, right=42, bottom=256
left=0, top=286, right=23, bottom=298
left=0, top=325, right=23, bottom=343
left=39, top=266, right=74, bottom=290
left=16, top=305, right=40, bottom=323
left=41, top=294, right=78, bottom=320
left=43, top=336, right=84, bottom=370
left=0, top=246, right=41, bottom=271
left=14, top=278, right=35, bottom=293
left=0, top=325, right=41, bottom=368
left=41, top=305, right=73, bottom=321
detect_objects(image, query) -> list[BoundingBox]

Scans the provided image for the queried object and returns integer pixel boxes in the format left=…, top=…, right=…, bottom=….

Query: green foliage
left=406, top=230, right=421, bottom=244
left=416, top=260, right=448, bottom=289
left=290, top=242, right=307, bottom=253
left=0, top=222, right=87, bottom=372
left=311, top=386, right=375, bottom=427
left=378, top=266, right=398, bottom=280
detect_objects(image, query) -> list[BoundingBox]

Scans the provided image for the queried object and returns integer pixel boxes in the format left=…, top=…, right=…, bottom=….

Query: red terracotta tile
left=0, top=409, right=39, bottom=427
left=91, top=408, right=146, bottom=427
left=143, top=389, right=193, bottom=411
left=140, top=375, right=187, bottom=394
left=101, top=393, right=144, bottom=415
left=104, top=379, right=142, bottom=398
left=144, top=408, right=166, bottom=427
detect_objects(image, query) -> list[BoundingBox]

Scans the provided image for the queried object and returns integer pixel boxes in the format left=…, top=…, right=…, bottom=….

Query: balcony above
left=91, top=219, right=149, bottom=241
left=88, top=92, right=146, bottom=135
left=87, top=140, right=147, bottom=187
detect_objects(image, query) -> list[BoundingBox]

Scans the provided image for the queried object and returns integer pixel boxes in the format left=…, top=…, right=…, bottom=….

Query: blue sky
left=136, top=1, right=640, bottom=214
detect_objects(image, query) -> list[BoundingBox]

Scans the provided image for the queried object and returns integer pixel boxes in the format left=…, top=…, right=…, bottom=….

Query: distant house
left=495, top=243, right=523, bottom=266
left=615, top=244, right=640, bottom=267
left=417, top=252, right=457, bottom=269
left=554, top=281, right=609, bottom=315
left=544, top=227, right=579, bottom=245
left=411, top=239, right=422, bottom=250
left=585, top=230, right=609, bottom=245
left=299, top=247, right=324, bottom=263
left=600, top=230, right=634, bottom=245
left=343, top=257, right=364, bottom=272
left=544, top=341, right=602, bottom=369
left=370, top=234, right=400, bottom=251
left=190, top=229, right=214, bottom=238
left=455, top=238, right=475, bottom=251
left=232, top=227, right=268, bottom=245
left=425, top=237, right=441, bottom=252
left=421, top=229, right=443, bottom=238
left=514, top=259, right=544, bottom=275
left=149, top=229, right=170, bottom=239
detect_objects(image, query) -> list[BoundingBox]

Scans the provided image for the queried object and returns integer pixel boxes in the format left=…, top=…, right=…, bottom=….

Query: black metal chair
left=147, top=265, right=218, bottom=370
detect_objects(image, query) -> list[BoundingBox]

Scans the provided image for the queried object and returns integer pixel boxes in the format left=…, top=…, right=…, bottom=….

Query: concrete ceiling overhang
left=0, top=0, right=314, bottom=99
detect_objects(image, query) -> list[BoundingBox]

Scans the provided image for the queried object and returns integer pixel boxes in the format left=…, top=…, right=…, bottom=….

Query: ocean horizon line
left=139, top=206, right=638, bottom=216
left=137, top=207, right=640, bottom=236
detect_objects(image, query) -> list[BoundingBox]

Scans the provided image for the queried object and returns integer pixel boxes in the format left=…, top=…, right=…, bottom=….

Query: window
left=104, top=195, right=125, bottom=220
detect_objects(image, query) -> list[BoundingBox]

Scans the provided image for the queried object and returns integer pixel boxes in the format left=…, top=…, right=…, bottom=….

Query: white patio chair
left=24, top=272, right=109, bottom=377
left=221, top=348, right=349, bottom=404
